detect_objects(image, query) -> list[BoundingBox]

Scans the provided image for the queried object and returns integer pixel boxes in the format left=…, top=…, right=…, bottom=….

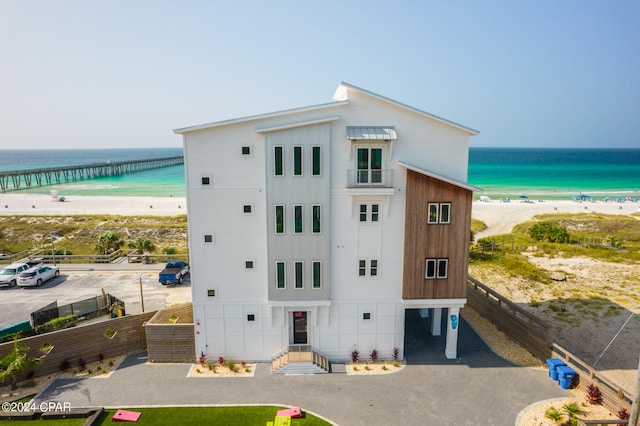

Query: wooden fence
left=0, top=311, right=156, bottom=385
left=466, top=276, right=552, bottom=360
left=145, top=303, right=195, bottom=363
left=467, top=275, right=633, bottom=415
left=551, top=343, right=632, bottom=415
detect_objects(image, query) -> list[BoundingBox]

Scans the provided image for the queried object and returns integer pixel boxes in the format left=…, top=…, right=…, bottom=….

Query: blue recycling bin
left=556, top=365, right=576, bottom=389
left=546, top=358, right=566, bottom=380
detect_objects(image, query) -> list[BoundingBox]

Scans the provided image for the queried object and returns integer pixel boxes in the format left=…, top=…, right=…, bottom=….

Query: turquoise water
left=1, top=147, right=639, bottom=200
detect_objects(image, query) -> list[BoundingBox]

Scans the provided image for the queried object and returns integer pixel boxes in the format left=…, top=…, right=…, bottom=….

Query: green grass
left=2, top=406, right=331, bottom=425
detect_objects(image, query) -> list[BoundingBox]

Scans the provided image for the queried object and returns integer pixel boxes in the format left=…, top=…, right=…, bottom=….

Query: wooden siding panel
left=403, top=169, right=472, bottom=299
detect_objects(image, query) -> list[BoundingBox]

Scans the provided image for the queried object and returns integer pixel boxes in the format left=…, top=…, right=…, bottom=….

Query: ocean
left=1, top=147, right=639, bottom=200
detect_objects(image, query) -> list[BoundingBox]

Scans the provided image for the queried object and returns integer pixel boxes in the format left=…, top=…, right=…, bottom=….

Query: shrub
left=392, top=347, right=400, bottom=362
left=364, top=365, right=371, bottom=371
left=240, top=361, right=247, bottom=368
left=528, top=221, right=570, bottom=243
left=617, top=408, right=630, bottom=425
left=563, top=402, right=581, bottom=417
left=545, top=407, right=563, bottom=422
left=381, top=365, right=388, bottom=371
left=198, top=351, right=207, bottom=366
left=586, top=384, right=602, bottom=405
left=77, top=357, right=86, bottom=371
left=369, top=349, right=379, bottom=364
left=59, top=358, right=71, bottom=372
left=35, top=315, right=78, bottom=334
left=351, top=349, right=359, bottom=364
left=392, top=360, right=400, bottom=368
left=97, top=353, right=104, bottom=363
left=218, top=356, right=225, bottom=365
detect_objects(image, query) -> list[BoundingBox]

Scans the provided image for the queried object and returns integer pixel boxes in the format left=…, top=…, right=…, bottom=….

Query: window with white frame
left=359, top=203, right=380, bottom=222
left=276, top=261, right=286, bottom=289
left=428, top=203, right=451, bottom=224
left=358, top=259, right=379, bottom=277
left=293, top=146, right=303, bottom=176
left=201, top=176, right=211, bottom=186
left=312, top=261, right=321, bottom=289
left=312, top=205, right=321, bottom=233
left=293, top=205, right=303, bottom=234
left=243, top=203, right=253, bottom=214
left=241, top=146, right=252, bottom=156
left=275, top=205, right=285, bottom=234
left=204, top=234, right=214, bottom=243
left=425, top=258, right=448, bottom=279
left=274, top=146, right=284, bottom=176
left=294, top=261, right=304, bottom=289
left=312, top=146, right=321, bottom=176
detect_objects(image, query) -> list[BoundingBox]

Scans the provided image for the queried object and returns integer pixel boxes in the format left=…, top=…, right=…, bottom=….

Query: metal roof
left=346, top=126, right=397, bottom=141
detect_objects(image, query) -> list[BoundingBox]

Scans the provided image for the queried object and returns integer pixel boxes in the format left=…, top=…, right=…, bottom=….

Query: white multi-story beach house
left=174, top=82, right=480, bottom=365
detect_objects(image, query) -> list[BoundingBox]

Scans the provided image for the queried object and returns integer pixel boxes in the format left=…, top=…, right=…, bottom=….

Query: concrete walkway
left=34, top=312, right=569, bottom=425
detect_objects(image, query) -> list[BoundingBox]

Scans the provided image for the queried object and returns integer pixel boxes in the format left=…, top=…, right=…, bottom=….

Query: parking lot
left=0, top=264, right=192, bottom=328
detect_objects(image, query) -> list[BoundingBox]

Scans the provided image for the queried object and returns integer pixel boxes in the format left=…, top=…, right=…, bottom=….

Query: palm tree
left=94, top=232, right=122, bottom=255
left=128, top=237, right=155, bottom=254
left=0, top=338, right=43, bottom=390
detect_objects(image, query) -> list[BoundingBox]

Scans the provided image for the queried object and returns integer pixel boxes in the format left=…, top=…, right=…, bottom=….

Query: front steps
left=272, top=361, right=329, bottom=375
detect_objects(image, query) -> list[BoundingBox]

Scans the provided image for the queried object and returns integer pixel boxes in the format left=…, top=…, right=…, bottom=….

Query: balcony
left=347, top=169, right=394, bottom=188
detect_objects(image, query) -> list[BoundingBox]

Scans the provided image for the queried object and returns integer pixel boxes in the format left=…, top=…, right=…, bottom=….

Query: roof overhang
left=398, top=161, right=483, bottom=193
left=334, top=82, right=479, bottom=136
left=173, top=100, right=349, bottom=134
left=346, top=126, right=397, bottom=141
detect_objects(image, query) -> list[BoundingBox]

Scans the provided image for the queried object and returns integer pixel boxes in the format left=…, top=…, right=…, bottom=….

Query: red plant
left=586, top=384, right=602, bottom=405
left=370, top=349, right=379, bottom=364
left=351, top=349, right=359, bottom=364
left=218, top=356, right=225, bottom=365
left=240, top=361, right=247, bottom=368
left=198, top=351, right=207, bottom=366
left=617, top=408, right=629, bottom=426
left=392, top=347, right=400, bottom=362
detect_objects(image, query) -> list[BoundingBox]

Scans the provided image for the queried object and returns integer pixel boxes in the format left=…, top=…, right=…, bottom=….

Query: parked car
left=0, top=260, right=42, bottom=288
left=17, top=265, right=60, bottom=287
left=158, top=260, right=190, bottom=285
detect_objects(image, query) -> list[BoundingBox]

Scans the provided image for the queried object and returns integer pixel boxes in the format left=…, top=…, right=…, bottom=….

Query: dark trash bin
left=546, top=358, right=566, bottom=380
left=556, top=365, right=576, bottom=389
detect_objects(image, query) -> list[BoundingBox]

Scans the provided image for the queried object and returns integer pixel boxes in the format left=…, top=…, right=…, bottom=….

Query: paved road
left=34, top=311, right=569, bottom=425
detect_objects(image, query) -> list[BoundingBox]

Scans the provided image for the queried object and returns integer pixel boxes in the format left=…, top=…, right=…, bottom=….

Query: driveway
left=35, top=311, right=568, bottom=425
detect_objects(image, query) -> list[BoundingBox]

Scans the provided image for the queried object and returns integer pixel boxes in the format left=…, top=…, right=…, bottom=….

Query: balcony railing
left=347, top=169, right=393, bottom=188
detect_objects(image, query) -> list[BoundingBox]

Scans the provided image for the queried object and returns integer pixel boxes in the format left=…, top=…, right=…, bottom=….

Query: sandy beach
left=0, top=193, right=187, bottom=216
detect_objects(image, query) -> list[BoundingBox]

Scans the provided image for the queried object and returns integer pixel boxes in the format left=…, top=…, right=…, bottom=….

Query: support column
left=430, top=308, right=442, bottom=336
left=445, top=306, right=460, bottom=359
left=419, top=308, right=429, bottom=318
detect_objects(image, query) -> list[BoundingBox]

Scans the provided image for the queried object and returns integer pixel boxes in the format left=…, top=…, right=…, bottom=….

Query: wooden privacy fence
left=551, top=343, right=632, bottom=415
left=466, top=275, right=633, bottom=415
left=145, top=303, right=195, bottom=363
left=0, top=311, right=155, bottom=385
left=466, top=276, right=552, bottom=360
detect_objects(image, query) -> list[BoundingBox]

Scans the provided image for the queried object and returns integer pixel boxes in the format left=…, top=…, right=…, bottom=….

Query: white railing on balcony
left=347, top=169, right=393, bottom=187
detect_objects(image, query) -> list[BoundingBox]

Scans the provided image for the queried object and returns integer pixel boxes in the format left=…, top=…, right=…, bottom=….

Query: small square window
left=207, top=289, right=216, bottom=297
left=204, top=234, right=213, bottom=243
left=247, top=314, right=255, bottom=322
left=245, top=261, right=254, bottom=269
left=242, top=146, right=251, bottom=155
left=363, top=312, right=371, bottom=320
left=243, top=204, right=252, bottom=214
left=201, top=176, right=211, bottom=185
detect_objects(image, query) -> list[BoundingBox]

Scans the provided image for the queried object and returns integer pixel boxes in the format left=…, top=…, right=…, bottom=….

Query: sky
left=1, top=1, right=639, bottom=149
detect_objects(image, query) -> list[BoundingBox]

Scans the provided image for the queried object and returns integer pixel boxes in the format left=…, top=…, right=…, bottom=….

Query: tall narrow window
left=440, top=203, right=451, bottom=224
left=294, top=205, right=303, bottom=234
left=312, top=205, right=321, bottom=233
left=358, top=260, right=367, bottom=276
left=312, top=146, right=321, bottom=176
left=275, top=205, right=285, bottom=234
left=312, top=261, right=321, bottom=288
left=428, top=204, right=439, bottom=224
left=371, top=204, right=379, bottom=222
left=425, top=259, right=436, bottom=279
left=437, top=259, right=448, bottom=279
left=274, top=146, right=284, bottom=176
left=294, top=261, right=304, bottom=289
left=293, top=146, right=303, bottom=176
left=359, top=204, right=367, bottom=222
left=370, top=259, right=378, bottom=276
left=276, top=261, right=286, bottom=289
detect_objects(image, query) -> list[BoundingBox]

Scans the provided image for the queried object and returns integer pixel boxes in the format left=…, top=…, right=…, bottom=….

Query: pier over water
left=0, top=156, right=183, bottom=192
